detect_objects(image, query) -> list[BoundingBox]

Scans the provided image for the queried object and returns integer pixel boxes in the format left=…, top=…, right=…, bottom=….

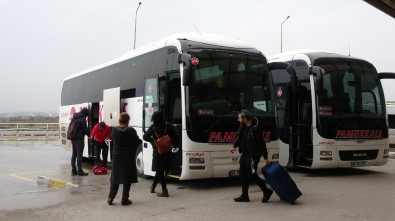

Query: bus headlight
left=383, top=149, right=390, bottom=159
left=320, top=151, right=333, bottom=156
left=189, top=158, right=205, bottom=164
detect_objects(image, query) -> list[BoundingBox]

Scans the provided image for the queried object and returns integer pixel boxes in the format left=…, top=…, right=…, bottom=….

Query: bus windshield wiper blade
left=204, top=118, right=224, bottom=134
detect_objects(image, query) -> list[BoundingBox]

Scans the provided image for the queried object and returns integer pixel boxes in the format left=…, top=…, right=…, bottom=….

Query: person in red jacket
left=90, top=122, right=111, bottom=167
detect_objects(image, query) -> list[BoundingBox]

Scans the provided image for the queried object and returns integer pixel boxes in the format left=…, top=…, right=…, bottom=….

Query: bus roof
left=268, top=50, right=365, bottom=64
left=64, top=32, right=254, bottom=81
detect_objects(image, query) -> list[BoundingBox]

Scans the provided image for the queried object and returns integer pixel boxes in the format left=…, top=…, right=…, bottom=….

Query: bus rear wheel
left=135, top=145, right=144, bottom=177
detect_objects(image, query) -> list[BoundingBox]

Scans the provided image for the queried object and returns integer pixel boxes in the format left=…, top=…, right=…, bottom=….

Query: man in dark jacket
left=70, top=108, right=90, bottom=176
left=230, top=110, right=273, bottom=203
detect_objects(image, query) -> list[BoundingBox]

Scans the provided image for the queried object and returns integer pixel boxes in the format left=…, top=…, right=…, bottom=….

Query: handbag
left=93, top=166, right=108, bottom=175
left=153, top=123, right=173, bottom=155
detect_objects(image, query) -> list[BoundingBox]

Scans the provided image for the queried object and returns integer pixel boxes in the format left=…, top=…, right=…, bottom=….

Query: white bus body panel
left=278, top=140, right=290, bottom=166
left=179, top=130, right=280, bottom=180
left=59, top=103, right=89, bottom=157
left=103, top=87, right=120, bottom=127
left=311, top=129, right=389, bottom=168
left=387, top=102, right=395, bottom=149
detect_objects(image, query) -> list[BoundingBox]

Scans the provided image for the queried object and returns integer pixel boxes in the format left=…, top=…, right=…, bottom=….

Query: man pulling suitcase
left=230, top=110, right=273, bottom=203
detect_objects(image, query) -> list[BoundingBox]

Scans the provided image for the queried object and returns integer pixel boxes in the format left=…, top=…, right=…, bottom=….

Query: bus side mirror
left=310, top=66, right=324, bottom=93
left=183, top=66, right=192, bottom=86
left=179, top=53, right=193, bottom=86
left=378, top=72, right=395, bottom=79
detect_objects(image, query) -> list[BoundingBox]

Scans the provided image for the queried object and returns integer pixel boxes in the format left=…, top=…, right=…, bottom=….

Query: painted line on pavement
left=7, top=168, right=92, bottom=183
left=8, top=173, right=36, bottom=182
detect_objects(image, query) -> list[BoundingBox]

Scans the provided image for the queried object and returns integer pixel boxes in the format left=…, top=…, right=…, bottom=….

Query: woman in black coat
left=107, top=112, right=142, bottom=206
left=143, top=111, right=178, bottom=197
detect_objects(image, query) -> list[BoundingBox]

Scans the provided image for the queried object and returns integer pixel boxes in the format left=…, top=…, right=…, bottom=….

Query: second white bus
left=268, top=50, right=395, bottom=169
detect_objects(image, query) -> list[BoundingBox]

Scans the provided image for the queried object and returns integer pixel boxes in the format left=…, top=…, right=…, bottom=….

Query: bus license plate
left=351, top=161, right=366, bottom=167
left=229, top=170, right=239, bottom=177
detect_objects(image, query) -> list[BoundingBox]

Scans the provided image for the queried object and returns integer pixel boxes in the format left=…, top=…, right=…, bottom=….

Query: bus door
left=269, top=62, right=299, bottom=167
left=164, top=72, right=182, bottom=176
left=103, top=87, right=120, bottom=161
left=88, top=102, right=100, bottom=158
left=143, top=76, right=160, bottom=177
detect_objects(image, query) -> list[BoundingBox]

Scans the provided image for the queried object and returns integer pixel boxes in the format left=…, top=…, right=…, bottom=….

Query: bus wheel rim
left=136, top=151, right=144, bottom=174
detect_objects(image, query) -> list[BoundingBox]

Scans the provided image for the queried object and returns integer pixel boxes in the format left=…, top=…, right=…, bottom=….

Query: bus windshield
left=185, top=50, right=276, bottom=143
left=315, top=58, right=387, bottom=139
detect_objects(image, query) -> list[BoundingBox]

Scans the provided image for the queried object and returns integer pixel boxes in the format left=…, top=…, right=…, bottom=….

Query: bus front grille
left=339, top=150, right=379, bottom=161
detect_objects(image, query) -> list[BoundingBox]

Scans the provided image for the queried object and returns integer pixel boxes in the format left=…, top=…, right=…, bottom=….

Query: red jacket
left=90, top=124, right=111, bottom=143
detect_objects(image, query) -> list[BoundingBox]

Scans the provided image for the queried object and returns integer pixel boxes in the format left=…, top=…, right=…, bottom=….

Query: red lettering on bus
left=122, top=102, right=128, bottom=112
left=69, top=106, right=76, bottom=120
left=335, top=129, right=383, bottom=139
left=263, top=131, right=271, bottom=142
left=99, top=104, right=103, bottom=122
left=208, top=132, right=237, bottom=143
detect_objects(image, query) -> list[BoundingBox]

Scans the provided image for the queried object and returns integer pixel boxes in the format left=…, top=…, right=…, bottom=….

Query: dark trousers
left=109, top=183, right=131, bottom=200
left=71, top=140, right=85, bottom=172
left=94, top=141, right=108, bottom=167
left=153, top=171, right=167, bottom=190
left=239, top=153, right=268, bottom=196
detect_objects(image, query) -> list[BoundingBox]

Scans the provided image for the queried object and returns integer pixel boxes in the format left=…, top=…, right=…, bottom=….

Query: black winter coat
left=143, top=123, right=178, bottom=172
left=72, top=112, right=89, bottom=141
left=110, top=126, right=142, bottom=184
left=233, top=118, right=268, bottom=161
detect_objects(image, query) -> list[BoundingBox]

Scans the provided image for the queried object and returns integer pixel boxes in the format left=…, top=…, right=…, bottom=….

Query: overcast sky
left=0, top=0, right=394, bottom=113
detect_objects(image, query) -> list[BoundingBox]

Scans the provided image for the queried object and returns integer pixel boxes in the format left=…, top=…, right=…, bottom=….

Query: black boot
left=71, top=170, right=77, bottom=176
left=121, top=199, right=132, bottom=205
left=77, top=170, right=89, bottom=176
left=150, top=184, right=156, bottom=193
left=157, top=189, right=169, bottom=197
left=233, top=194, right=250, bottom=202
left=262, top=189, right=273, bottom=203
left=107, top=197, right=114, bottom=205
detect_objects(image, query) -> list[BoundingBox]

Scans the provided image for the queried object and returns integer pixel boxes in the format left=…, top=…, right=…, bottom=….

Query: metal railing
left=0, top=123, right=59, bottom=141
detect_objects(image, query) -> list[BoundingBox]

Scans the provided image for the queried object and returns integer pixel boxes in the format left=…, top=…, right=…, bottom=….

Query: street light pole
left=281, top=16, right=290, bottom=53
left=134, top=2, right=142, bottom=50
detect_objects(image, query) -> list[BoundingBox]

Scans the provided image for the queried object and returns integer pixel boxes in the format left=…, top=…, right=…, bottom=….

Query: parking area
left=1, top=141, right=395, bottom=221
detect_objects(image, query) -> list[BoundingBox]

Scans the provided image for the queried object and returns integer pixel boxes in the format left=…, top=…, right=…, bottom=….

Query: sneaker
left=262, top=189, right=273, bottom=203
left=233, top=195, right=250, bottom=202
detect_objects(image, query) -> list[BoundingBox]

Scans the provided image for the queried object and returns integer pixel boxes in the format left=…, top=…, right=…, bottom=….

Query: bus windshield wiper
left=204, top=114, right=237, bottom=134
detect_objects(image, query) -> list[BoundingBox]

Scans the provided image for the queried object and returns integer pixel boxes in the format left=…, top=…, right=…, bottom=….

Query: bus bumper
left=310, top=144, right=390, bottom=169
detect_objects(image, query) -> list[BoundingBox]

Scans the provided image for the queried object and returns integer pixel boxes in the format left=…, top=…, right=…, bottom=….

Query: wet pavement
left=0, top=141, right=71, bottom=210
left=1, top=141, right=395, bottom=221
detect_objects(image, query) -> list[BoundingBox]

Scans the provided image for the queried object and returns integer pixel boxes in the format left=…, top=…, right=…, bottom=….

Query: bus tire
left=135, top=145, right=144, bottom=177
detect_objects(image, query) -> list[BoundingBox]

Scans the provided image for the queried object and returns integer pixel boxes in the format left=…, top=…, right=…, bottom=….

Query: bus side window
left=121, top=89, right=136, bottom=99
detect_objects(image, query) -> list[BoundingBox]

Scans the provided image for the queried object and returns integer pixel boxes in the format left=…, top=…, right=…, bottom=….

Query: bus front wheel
left=135, top=145, right=144, bottom=177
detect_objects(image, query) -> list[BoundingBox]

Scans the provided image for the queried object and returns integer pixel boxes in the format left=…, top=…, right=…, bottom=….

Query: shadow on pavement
left=288, top=167, right=382, bottom=177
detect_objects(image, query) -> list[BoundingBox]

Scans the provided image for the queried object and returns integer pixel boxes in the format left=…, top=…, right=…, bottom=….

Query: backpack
left=153, top=123, right=173, bottom=155
left=67, top=119, right=79, bottom=140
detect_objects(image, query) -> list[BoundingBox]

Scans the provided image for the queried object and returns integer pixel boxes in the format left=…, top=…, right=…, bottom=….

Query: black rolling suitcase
left=262, top=163, right=302, bottom=204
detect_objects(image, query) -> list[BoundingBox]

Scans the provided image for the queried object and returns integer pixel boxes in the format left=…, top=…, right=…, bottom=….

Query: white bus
left=59, top=33, right=294, bottom=180
left=386, top=101, right=395, bottom=150
left=268, top=50, right=395, bottom=169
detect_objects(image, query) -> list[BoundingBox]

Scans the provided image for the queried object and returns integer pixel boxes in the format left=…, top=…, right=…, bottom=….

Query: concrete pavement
left=1, top=141, right=395, bottom=221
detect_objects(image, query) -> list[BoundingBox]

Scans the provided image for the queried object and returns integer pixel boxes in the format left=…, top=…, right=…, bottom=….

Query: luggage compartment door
left=103, top=87, right=121, bottom=127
